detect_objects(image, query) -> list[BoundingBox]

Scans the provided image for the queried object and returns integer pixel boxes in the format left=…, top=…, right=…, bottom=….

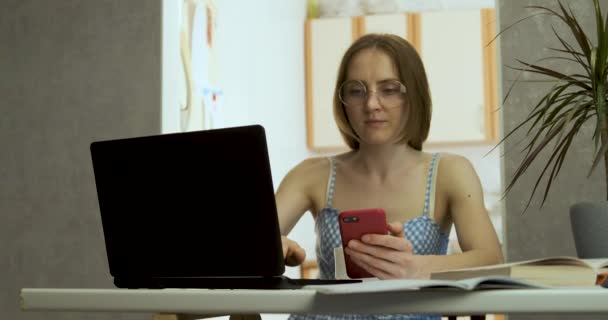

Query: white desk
left=19, top=287, right=608, bottom=315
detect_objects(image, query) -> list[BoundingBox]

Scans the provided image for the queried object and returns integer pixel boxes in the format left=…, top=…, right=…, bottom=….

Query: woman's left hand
left=344, top=221, right=430, bottom=279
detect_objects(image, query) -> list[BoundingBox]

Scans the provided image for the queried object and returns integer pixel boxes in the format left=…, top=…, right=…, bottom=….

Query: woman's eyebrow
left=345, top=78, right=400, bottom=84
left=377, top=78, right=400, bottom=84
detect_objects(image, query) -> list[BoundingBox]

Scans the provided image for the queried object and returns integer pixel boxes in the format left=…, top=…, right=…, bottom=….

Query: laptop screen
left=90, top=125, right=285, bottom=278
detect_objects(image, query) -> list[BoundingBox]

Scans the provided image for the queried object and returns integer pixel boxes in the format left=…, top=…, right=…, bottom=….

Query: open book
left=303, top=276, right=544, bottom=294
left=430, top=256, right=608, bottom=287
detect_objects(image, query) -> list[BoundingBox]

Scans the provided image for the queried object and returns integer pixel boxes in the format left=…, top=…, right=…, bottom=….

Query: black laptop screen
left=90, top=125, right=285, bottom=278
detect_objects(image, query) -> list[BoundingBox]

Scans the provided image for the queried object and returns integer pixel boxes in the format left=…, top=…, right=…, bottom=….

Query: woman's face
left=342, top=48, right=408, bottom=147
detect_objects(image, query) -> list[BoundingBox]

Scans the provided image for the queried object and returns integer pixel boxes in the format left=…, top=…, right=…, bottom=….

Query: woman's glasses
left=338, top=80, right=407, bottom=108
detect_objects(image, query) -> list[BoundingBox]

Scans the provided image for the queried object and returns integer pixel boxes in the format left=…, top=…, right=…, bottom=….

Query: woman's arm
left=275, top=158, right=321, bottom=235
left=421, top=154, right=504, bottom=273
left=275, top=158, right=328, bottom=266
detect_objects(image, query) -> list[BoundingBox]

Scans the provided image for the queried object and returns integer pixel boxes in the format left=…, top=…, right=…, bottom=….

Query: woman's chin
left=359, top=134, right=396, bottom=146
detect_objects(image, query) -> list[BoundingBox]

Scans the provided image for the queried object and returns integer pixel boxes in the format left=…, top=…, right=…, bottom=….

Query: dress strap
left=325, top=157, right=337, bottom=208
left=423, top=153, right=441, bottom=218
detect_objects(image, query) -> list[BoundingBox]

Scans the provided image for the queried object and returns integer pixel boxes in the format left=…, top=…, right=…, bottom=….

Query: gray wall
left=1, top=0, right=161, bottom=319
left=498, top=0, right=607, bottom=319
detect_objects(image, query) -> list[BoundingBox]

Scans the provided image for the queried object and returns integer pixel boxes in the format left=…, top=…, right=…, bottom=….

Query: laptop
left=90, top=124, right=360, bottom=289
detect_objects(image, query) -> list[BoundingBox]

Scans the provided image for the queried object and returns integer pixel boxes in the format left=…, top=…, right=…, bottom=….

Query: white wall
left=163, top=0, right=310, bottom=188
left=163, top=0, right=311, bottom=278
left=162, top=0, right=502, bottom=280
left=213, top=0, right=317, bottom=278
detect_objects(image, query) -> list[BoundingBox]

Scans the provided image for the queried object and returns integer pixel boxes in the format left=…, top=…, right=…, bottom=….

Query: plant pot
left=570, top=201, right=608, bottom=258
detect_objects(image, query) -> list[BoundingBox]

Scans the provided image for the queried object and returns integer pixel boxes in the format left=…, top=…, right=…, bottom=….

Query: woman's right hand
left=281, top=236, right=306, bottom=267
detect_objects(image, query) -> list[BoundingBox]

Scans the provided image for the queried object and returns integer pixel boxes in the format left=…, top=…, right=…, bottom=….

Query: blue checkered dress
left=289, top=153, right=449, bottom=320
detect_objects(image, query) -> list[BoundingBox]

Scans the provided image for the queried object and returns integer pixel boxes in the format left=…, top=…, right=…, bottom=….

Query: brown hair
left=333, top=33, right=432, bottom=150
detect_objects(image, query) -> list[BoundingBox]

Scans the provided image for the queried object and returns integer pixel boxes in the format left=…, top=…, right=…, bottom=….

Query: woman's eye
left=348, top=89, right=365, bottom=96
left=381, top=88, right=400, bottom=95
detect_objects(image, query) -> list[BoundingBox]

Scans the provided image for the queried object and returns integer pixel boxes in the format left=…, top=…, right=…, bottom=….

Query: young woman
left=278, top=34, right=503, bottom=319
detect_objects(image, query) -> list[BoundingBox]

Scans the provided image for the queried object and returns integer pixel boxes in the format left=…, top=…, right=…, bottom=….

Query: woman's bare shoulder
left=282, top=152, right=353, bottom=190
left=282, top=156, right=332, bottom=188
left=436, top=152, right=468, bottom=163
left=290, top=156, right=330, bottom=174
left=436, top=152, right=476, bottom=172
left=292, top=151, right=354, bottom=172
left=435, top=152, right=482, bottom=193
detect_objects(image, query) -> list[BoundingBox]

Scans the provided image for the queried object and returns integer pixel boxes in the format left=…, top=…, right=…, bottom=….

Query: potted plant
left=498, top=0, right=608, bottom=258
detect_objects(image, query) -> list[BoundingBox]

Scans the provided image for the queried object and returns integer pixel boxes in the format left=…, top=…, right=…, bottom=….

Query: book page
left=531, top=257, right=592, bottom=267
left=433, top=256, right=595, bottom=276
left=302, top=279, right=468, bottom=294
left=431, top=256, right=605, bottom=287
left=302, top=277, right=542, bottom=294
left=457, top=276, right=547, bottom=289
left=512, top=265, right=597, bottom=287
left=525, top=257, right=608, bottom=273
left=584, top=258, right=608, bottom=272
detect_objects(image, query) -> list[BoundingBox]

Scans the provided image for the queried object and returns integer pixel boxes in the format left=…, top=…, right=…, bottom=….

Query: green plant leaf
left=542, top=114, right=588, bottom=206
left=504, top=118, right=563, bottom=197
left=603, top=2, right=608, bottom=80
left=594, top=0, right=606, bottom=75
left=516, top=110, right=591, bottom=210
left=591, top=47, right=598, bottom=82
left=523, top=98, right=589, bottom=164
left=589, top=136, right=608, bottom=178
left=538, top=124, right=574, bottom=207
left=527, top=3, right=591, bottom=58
left=514, top=60, right=592, bottom=90
left=502, top=92, right=593, bottom=209
left=560, top=2, right=592, bottom=61
left=497, top=0, right=608, bottom=210
left=487, top=12, right=550, bottom=47
left=549, top=26, right=591, bottom=76
left=549, top=47, right=586, bottom=58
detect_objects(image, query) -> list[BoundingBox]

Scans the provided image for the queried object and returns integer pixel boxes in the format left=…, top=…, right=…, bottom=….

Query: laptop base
left=115, top=276, right=360, bottom=290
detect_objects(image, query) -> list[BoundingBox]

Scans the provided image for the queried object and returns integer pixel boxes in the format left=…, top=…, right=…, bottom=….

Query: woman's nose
left=365, top=90, right=382, bottom=110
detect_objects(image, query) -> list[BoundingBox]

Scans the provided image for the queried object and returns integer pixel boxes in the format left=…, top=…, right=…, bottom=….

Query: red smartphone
left=338, top=208, right=388, bottom=279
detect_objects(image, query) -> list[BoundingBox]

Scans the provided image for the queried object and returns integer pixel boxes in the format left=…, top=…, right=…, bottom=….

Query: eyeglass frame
left=337, top=79, right=408, bottom=108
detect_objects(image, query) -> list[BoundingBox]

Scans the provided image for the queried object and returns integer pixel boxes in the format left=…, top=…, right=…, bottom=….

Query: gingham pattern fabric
left=289, top=153, right=449, bottom=320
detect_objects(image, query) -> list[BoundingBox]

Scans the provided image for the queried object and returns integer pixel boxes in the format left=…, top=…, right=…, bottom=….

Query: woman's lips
left=365, top=120, right=387, bottom=127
